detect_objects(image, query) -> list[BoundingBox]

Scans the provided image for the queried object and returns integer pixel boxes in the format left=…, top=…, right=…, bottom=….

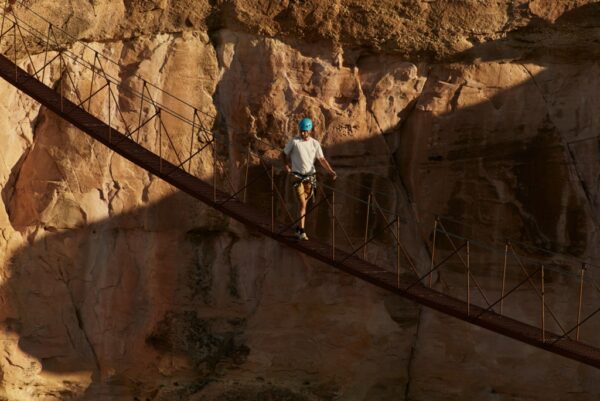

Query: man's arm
left=282, top=152, right=292, bottom=173
left=282, top=139, right=294, bottom=173
left=318, top=157, right=337, bottom=180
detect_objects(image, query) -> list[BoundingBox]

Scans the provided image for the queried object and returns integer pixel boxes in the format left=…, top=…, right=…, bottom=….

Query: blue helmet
left=298, top=117, right=313, bottom=132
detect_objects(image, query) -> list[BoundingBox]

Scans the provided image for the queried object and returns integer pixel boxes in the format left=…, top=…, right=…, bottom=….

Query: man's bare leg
left=298, top=196, right=307, bottom=230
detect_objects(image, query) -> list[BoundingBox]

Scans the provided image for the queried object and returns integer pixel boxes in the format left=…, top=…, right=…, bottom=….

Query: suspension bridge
left=0, top=1, right=599, bottom=369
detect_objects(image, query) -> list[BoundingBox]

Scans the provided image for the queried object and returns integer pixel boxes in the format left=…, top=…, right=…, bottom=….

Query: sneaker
left=295, top=227, right=309, bottom=241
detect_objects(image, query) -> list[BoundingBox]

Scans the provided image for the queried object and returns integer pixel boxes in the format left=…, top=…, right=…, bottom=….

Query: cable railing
left=4, top=0, right=217, bottom=120
left=1, top=1, right=600, bottom=366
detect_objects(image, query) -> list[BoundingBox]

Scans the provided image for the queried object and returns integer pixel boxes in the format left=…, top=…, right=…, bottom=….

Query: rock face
left=0, top=1, right=600, bottom=400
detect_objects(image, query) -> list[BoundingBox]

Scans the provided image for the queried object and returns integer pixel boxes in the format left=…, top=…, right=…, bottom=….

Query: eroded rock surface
left=0, top=1, right=599, bottom=401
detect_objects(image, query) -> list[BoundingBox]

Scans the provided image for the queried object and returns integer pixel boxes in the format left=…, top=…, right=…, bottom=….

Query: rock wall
left=0, top=1, right=600, bottom=400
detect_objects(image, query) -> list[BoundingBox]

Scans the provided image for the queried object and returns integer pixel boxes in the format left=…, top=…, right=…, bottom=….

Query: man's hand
left=318, top=157, right=336, bottom=181
left=281, top=151, right=292, bottom=173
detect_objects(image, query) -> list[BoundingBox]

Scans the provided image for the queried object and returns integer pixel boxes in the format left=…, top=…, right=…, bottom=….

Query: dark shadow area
left=391, top=2, right=600, bottom=259
left=0, top=190, right=253, bottom=400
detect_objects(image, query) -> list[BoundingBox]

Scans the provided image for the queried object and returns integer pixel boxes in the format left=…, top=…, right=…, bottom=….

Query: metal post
left=138, top=81, right=146, bottom=143
left=41, top=25, right=51, bottom=84
left=0, top=3, right=7, bottom=41
left=13, top=22, right=16, bottom=81
left=271, top=164, right=275, bottom=232
left=332, top=192, right=336, bottom=261
left=577, top=264, right=585, bottom=341
left=60, top=54, right=63, bottom=112
left=243, top=144, right=250, bottom=203
left=429, top=218, right=438, bottom=287
left=467, top=240, right=471, bottom=316
left=396, top=216, right=400, bottom=288
left=189, top=111, right=196, bottom=173
left=541, top=265, right=545, bottom=342
left=213, top=145, right=217, bottom=202
left=363, top=193, right=371, bottom=259
left=158, top=110, right=163, bottom=173
left=501, top=242, right=508, bottom=315
left=87, top=52, right=97, bottom=112
left=108, top=82, right=111, bottom=143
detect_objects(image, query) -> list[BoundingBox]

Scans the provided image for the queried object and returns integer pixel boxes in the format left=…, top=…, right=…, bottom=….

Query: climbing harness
left=292, top=171, right=317, bottom=202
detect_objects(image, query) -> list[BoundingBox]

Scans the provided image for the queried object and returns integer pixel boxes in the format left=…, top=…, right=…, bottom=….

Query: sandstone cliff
left=0, top=1, right=600, bottom=400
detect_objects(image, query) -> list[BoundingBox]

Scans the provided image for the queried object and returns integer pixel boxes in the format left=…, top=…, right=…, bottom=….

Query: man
left=282, top=117, right=337, bottom=240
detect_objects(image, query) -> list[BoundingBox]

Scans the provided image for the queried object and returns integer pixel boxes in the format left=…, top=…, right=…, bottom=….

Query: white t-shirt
left=283, top=136, right=324, bottom=175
